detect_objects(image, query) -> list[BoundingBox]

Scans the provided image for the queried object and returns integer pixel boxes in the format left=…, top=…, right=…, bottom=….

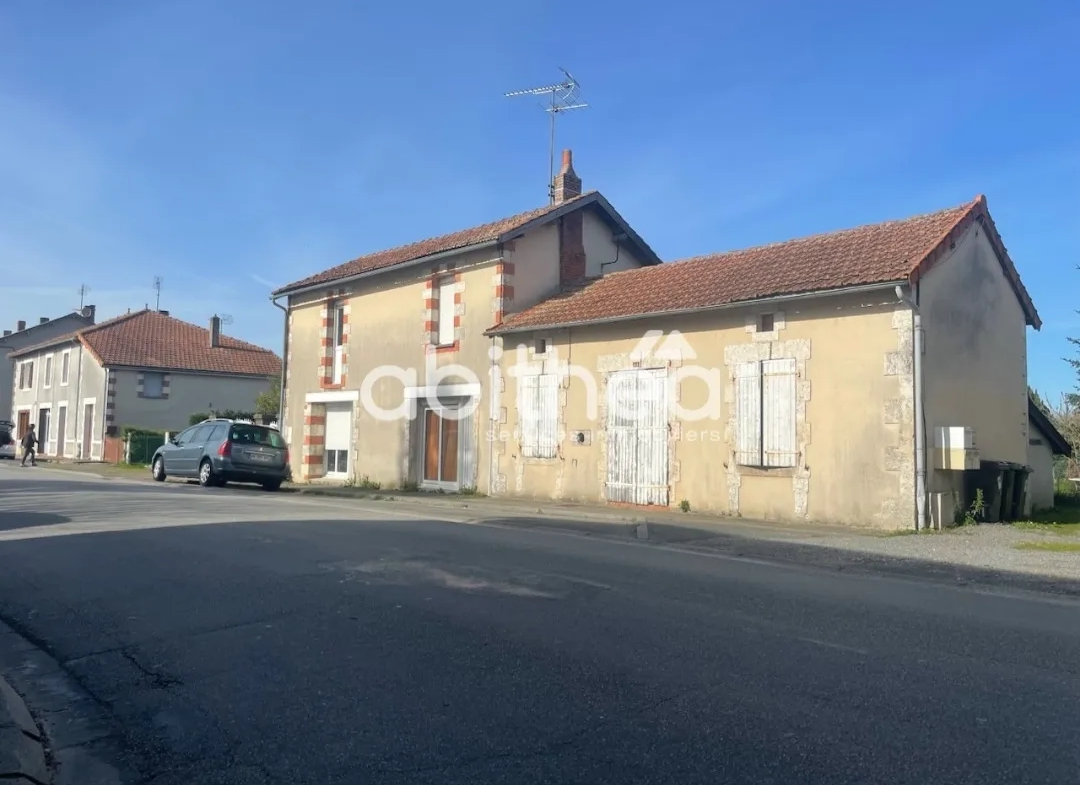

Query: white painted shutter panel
left=537, top=373, right=558, bottom=458
left=438, top=280, right=456, bottom=345
left=762, top=357, right=797, bottom=468
left=519, top=375, right=540, bottom=457
left=734, top=361, right=762, bottom=466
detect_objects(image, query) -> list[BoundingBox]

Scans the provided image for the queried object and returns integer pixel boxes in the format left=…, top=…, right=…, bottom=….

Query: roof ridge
left=668, top=196, right=983, bottom=268
left=274, top=191, right=606, bottom=295
left=77, top=307, right=151, bottom=337
left=338, top=193, right=593, bottom=265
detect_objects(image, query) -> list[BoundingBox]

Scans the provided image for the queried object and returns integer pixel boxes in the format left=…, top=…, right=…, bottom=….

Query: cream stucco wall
left=492, top=288, right=915, bottom=528
left=920, top=222, right=1029, bottom=502
left=582, top=210, right=644, bottom=277
left=110, top=369, right=273, bottom=432
left=285, top=245, right=504, bottom=490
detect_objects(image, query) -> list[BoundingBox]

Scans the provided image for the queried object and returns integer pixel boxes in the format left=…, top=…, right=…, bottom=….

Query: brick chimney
left=16, top=320, right=25, bottom=332
left=39, top=317, right=49, bottom=324
left=82, top=305, right=96, bottom=323
left=552, top=149, right=582, bottom=204
left=209, top=315, right=221, bottom=348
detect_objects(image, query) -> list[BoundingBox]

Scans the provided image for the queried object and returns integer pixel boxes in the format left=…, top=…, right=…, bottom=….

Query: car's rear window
left=229, top=424, right=286, bottom=449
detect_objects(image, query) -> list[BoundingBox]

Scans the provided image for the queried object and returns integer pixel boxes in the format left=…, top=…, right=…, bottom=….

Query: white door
left=324, top=403, right=352, bottom=477
left=605, top=368, right=669, bottom=506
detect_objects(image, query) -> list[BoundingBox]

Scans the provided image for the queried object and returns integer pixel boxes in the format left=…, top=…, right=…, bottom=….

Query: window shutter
left=734, top=361, right=762, bottom=466
left=537, top=373, right=558, bottom=458
left=762, top=357, right=797, bottom=467
left=438, top=280, right=456, bottom=345
left=519, top=375, right=540, bottom=457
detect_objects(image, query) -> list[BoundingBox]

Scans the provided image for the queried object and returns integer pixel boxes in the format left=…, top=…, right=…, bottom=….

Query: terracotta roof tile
left=491, top=195, right=1040, bottom=333
left=11, top=310, right=281, bottom=376
left=274, top=193, right=599, bottom=294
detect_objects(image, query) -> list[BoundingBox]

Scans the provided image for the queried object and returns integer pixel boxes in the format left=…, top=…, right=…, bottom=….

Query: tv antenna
left=217, top=313, right=234, bottom=326
left=505, top=68, right=588, bottom=202
left=152, top=276, right=163, bottom=310
left=77, top=284, right=90, bottom=310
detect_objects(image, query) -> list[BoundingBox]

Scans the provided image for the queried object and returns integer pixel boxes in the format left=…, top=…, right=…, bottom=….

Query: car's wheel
left=198, top=459, right=216, bottom=487
left=262, top=479, right=282, bottom=492
left=152, top=456, right=166, bottom=482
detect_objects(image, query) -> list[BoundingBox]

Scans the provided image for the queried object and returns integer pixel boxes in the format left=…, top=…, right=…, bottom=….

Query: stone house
left=274, top=152, right=1040, bottom=529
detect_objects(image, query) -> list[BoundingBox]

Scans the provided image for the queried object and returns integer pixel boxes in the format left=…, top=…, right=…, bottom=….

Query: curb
left=0, top=673, right=50, bottom=784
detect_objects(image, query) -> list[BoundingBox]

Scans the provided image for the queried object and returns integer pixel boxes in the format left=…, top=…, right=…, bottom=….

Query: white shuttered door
left=605, top=368, right=669, bottom=506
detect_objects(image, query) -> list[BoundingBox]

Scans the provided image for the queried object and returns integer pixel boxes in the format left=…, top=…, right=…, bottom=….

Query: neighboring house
left=272, top=151, right=660, bottom=488
left=275, top=149, right=1040, bottom=530
left=8, top=309, right=281, bottom=461
left=1026, top=396, right=1071, bottom=513
left=1, top=306, right=96, bottom=422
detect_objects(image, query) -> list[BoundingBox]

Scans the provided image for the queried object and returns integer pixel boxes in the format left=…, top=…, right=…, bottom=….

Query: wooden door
left=17, top=411, right=30, bottom=440
left=423, top=409, right=440, bottom=481
left=440, top=417, right=458, bottom=483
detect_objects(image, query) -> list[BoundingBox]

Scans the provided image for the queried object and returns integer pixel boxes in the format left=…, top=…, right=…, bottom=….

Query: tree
left=1029, top=386, right=1052, bottom=417
left=255, top=375, right=281, bottom=419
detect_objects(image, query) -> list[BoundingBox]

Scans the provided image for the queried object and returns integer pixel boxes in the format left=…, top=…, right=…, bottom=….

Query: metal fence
left=125, top=432, right=167, bottom=465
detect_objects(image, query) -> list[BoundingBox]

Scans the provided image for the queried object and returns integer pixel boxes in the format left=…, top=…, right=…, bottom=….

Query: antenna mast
left=77, top=284, right=90, bottom=310
left=505, top=68, right=588, bottom=203
left=152, top=276, right=163, bottom=311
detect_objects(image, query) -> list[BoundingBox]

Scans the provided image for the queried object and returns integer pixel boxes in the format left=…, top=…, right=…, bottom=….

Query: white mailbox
left=933, top=426, right=979, bottom=470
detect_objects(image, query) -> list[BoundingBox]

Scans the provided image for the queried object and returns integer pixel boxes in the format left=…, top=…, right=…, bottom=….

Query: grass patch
left=1014, top=540, right=1080, bottom=553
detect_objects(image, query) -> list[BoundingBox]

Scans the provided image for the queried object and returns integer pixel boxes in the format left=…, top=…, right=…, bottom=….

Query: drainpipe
left=73, top=343, right=84, bottom=459
left=101, top=367, right=110, bottom=461
left=488, top=334, right=496, bottom=497
left=895, top=285, right=927, bottom=531
left=271, top=295, right=289, bottom=435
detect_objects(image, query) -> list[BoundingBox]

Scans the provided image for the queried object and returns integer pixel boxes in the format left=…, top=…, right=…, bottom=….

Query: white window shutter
left=734, top=361, right=762, bottom=466
left=762, top=357, right=797, bottom=467
left=538, top=373, right=558, bottom=458
left=438, top=280, right=456, bottom=345
left=519, top=375, right=540, bottom=457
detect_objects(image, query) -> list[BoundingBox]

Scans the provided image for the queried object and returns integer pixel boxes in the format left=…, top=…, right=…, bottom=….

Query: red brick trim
left=302, top=454, right=323, bottom=465
left=434, top=341, right=460, bottom=354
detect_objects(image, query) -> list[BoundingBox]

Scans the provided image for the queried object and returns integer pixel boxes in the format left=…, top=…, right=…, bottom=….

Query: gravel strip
left=784, top=525, right=1080, bottom=581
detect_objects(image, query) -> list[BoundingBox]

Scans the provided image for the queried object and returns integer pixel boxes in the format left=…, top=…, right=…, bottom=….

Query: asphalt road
left=1, top=466, right=1079, bottom=784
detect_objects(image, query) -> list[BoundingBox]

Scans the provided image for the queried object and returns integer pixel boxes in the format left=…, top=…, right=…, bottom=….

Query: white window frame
left=142, top=372, right=166, bottom=399
left=331, top=304, right=345, bottom=384
left=43, top=354, right=53, bottom=389
left=60, top=350, right=71, bottom=386
left=734, top=358, right=797, bottom=468
left=18, top=360, right=34, bottom=390
left=519, top=373, right=559, bottom=459
left=437, top=278, right=456, bottom=347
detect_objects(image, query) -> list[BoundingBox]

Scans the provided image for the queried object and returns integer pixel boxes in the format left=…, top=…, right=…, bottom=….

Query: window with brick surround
left=331, top=304, right=345, bottom=384
left=142, top=372, right=165, bottom=398
left=437, top=278, right=455, bottom=346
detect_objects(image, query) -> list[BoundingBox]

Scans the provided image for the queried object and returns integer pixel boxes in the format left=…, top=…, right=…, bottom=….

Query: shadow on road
left=0, top=511, right=70, bottom=531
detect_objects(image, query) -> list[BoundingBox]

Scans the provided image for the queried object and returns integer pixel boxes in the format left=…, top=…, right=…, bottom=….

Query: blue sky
left=2, top=1, right=1077, bottom=398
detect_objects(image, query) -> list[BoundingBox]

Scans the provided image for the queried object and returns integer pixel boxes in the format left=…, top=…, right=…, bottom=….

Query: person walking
left=20, top=424, right=37, bottom=467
